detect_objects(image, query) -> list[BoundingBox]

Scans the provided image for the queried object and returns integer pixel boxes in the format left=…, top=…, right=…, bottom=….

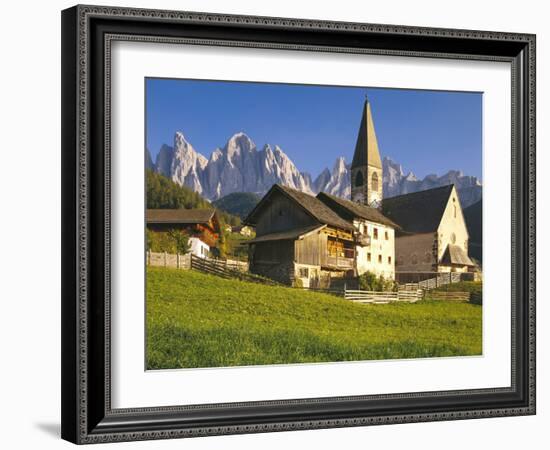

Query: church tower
left=351, top=97, right=383, bottom=207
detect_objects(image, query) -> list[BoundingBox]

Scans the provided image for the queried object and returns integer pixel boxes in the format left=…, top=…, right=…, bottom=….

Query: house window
left=425, top=252, right=432, bottom=263
left=298, top=267, right=309, bottom=278
left=411, top=253, right=418, bottom=265
left=378, top=254, right=382, bottom=263
left=388, top=256, right=392, bottom=264
left=367, top=253, right=371, bottom=262
left=396, top=256, right=403, bottom=266
left=384, top=230, right=389, bottom=240
left=355, top=170, right=364, bottom=187
left=451, top=232, right=456, bottom=244
left=371, top=172, right=379, bottom=192
left=373, top=228, right=378, bottom=240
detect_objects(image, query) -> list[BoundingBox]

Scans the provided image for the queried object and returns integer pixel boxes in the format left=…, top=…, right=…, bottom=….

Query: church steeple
left=351, top=96, right=383, bottom=207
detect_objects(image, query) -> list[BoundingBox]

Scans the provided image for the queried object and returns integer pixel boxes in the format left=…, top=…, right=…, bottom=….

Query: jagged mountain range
left=147, top=131, right=482, bottom=208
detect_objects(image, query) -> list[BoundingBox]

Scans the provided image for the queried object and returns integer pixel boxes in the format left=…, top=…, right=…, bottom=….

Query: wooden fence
left=396, top=272, right=475, bottom=291
left=146, top=251, right=248, bottom=272
left=190, top=254, right=279, bottom=285
left=426, top=291, right=471, bottom=302
left=147, top=251, right=191, bottom=269
left=344, top=289, right=423, bottom=304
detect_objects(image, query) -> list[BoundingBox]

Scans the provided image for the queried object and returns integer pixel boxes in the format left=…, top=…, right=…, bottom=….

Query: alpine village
left=146, top=97, right=483, bottom=369
left=147, top=97, right=480, bottom=290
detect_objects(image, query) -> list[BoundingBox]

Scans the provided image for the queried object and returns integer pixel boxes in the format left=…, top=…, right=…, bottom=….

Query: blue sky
left=146, top=78, right=482, bottom=180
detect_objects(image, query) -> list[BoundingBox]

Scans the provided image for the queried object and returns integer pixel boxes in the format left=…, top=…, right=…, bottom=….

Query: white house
left=317, top=192, right=397, bottom=280
left=188, top=237, right=210, bottom=258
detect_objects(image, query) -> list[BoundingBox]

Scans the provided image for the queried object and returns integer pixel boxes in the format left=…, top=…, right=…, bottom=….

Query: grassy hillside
left=212, top=192, right=261, bottom=219
left=146, top=267, right=482, bottom=369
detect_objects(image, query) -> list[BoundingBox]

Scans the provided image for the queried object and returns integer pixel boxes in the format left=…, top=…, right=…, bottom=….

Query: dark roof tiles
left=245, top=184, right=354, bottom=231
left=381, top=185, right=454, bottom=233
left=316, top=191, right=398, bottom=228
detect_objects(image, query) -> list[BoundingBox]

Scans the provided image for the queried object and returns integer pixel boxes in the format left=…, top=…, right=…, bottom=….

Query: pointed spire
left=351, top=97, right=382, bottom=170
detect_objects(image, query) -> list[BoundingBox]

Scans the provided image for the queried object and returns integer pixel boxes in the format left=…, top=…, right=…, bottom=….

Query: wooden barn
left=244, top=184, right=356, bottom=287
left=146, top=209, right=220, bottom=247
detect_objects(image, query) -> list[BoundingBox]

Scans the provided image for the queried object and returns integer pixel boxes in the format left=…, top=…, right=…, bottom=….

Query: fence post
left=177, top=253, right=180, bottom=269
left=146, top=250, right=150, bottom=266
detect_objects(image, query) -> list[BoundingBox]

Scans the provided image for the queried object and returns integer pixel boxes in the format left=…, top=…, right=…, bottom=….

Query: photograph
left=56, top=3, right=536, bottom=445
left=144, top=79, right=484, bottom=370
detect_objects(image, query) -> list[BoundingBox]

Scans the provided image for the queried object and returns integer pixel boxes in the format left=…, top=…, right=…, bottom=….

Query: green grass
left=146, top=267, right=482, bottom=369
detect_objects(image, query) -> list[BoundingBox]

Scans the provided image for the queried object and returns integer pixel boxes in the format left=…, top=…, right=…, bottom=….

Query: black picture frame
left=61, top=4, right=536, bottom=444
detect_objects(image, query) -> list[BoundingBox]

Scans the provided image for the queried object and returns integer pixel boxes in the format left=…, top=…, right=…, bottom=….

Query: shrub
left=358, top=271, right=397, bottom=292
left=168, top=229, right=190, bottom=254
left=148, top=230, right=190, bottom=254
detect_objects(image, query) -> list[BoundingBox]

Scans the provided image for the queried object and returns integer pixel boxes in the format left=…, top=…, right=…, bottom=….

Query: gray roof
left=247, top=225, right=325, bottom=244
left=381, top=185, right=454, bottom=233
left=146, top=208, right=216, bottom=224
left=440, top=244, right=475, bottom=267
left=317, top=191, right=399, bottom=228
left=245, top=184, right=354, bottom=231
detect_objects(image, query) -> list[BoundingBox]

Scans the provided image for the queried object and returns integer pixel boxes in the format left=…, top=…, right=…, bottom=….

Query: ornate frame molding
left=61, top=5, right=536, bottom=444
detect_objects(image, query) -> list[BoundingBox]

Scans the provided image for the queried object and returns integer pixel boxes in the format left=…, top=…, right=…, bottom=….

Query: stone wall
left=250, top=261, right=294, bottom=285
left=394, top=232, right=436, bottom=272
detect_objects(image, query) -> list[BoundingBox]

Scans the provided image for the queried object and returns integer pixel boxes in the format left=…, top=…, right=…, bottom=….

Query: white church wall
left=436, top=186, right=470, bottom=262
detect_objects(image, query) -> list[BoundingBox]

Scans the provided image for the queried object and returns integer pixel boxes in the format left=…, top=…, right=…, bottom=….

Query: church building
left=349, top=96, right=476, bottom=275
left=382, top=185, right=476, bottom=273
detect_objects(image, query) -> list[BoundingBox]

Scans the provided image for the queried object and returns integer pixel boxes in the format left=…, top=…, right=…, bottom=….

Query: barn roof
left=440, top=244, right=475, bottom=267
left=381, top=185, right=454, bottom=233
left=146, top=208, right=217, bottom=224
left=247, top=225, right=325, bottom=243
left=244, top=184, right=354, bottom=231
left=316, top=191, right=399, bottom=229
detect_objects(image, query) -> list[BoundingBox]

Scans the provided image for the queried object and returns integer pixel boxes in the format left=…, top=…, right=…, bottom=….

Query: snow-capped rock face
left=154, top=144, right=174, bottom=178
left=145, top=148, right=154, bottom=170
left=322, top=157, right=351, bottom=199
left=313, top=168, right=331, bottom=193
left=169, top=132, right=208, bottom=194
left=382, top=156, right=482, bottom=207
left=152, top=132, right=482, bottom=207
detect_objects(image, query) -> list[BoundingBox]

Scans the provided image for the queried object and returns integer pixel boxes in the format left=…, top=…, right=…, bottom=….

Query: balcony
left=355, top=233, right=371, bottom=247
left=326, top=255, right=355, bottom=269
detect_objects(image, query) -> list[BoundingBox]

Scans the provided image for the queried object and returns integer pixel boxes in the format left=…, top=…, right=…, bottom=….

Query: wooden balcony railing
left=326, top=256, right=354, bottom=269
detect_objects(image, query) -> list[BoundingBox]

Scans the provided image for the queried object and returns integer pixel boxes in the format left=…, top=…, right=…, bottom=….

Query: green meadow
left=146, top=267, right=482, bottom=369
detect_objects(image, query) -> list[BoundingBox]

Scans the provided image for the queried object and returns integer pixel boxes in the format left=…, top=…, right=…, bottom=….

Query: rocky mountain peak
left=150, top=131, right=482, bottom=207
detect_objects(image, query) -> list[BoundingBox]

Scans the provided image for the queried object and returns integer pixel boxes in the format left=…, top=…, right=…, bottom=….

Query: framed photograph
left=61, top=5, right=536, bottom=444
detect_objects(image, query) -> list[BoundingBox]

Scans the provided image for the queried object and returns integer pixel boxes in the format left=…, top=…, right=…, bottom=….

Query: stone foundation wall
left=250, top=261, right=294, bottom=285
